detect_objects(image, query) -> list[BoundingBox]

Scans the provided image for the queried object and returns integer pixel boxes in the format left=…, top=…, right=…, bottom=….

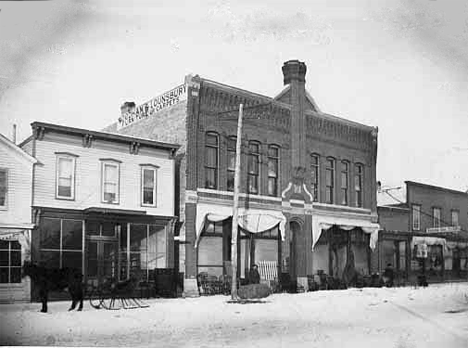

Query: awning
left=195, top=203, right=287, bottom=247
left=0, top=230, right=31, bottom=247
left=447, top=241, right=468, bottom=249
left=312, top=215, right=380, bottom=251
left=411, top=236, right=447, bottom=252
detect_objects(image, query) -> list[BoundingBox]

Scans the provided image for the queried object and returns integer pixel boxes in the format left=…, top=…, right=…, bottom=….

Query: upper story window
left=101, top=160, right=120, bottom=204
left=267, top=145, right=279, bottom=197
left=141, top=165, right=158, bottom=207
left=354, top=164, right=363, bottom=208
left=0, top=169, right=7, bottom=209
left=55, top=153, right=77, bottom=200
left=204, top=132, right=218, bottom=190
left=248, top=141, right=260, bottom=194
left=310, top=154, right=319, bottom=202
left=433, top=207, right=441, bottom=228
left=341, top=161, right=349, bottom=205
left=227, top=136, right=236, bottom=192
left=325, top=157, right=335, bottom=204
left=412, top=204, right=421, bottom=231
left=451, top=210, right=459, bottom=227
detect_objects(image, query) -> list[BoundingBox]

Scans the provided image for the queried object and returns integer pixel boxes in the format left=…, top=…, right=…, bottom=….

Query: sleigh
left=88, top=276, right=150, bottom=310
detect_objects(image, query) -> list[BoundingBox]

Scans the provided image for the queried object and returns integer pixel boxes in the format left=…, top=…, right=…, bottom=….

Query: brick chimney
left=282, top=60, right=307, bottom=177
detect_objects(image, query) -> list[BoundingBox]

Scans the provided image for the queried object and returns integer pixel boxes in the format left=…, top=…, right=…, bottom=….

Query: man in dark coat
left=248, top=264, right=260, bottom=284
left=382, top=263, right=394, bottom=287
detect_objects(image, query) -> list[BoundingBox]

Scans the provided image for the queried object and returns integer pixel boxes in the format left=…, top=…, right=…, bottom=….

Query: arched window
left=325, top=157, right=335, bottom=204
left=341, top=160, right=349, bottom=205
left=267, top=145, right=280, bottom=196
left=248, top=141, right=260, bottom=194
left=204, top=132, right=219, bottom=189
left=310, top=154, right=320, bottom=202
left=226, top=136, right=236, bottom=192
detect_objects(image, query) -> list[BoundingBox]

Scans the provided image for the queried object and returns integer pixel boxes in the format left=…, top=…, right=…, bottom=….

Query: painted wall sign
left=117, top=83, right=187, bottom=130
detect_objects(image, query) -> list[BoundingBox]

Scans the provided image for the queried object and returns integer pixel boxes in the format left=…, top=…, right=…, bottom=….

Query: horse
left=22, top=261, right=84, bottom=313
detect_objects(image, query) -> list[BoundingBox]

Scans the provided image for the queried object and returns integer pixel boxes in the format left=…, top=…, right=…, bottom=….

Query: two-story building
left=19, top=122, right=179, bottom=297
left=0, top=132, right=38, bottom=302
left=105, top=60, right=380, bottom=295
left=378, top=181, right=468, bottom=282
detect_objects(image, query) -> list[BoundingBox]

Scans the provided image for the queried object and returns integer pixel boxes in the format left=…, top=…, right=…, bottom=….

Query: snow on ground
left=1, top=282, right=468, bottom=347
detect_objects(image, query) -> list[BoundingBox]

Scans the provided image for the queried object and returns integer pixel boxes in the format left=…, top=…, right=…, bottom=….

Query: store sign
left=117, top=84, right=187, bottom=130
left=426, top=226, right=461, bottom=234
left=416, top=243, right=428, bottom=258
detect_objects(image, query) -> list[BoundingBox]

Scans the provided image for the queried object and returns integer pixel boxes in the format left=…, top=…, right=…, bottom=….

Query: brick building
left=378, top=181, right=468, bottom=282
left=105, top=60, right=380, bottom=295
left=20, top=122, right=179, bottom=298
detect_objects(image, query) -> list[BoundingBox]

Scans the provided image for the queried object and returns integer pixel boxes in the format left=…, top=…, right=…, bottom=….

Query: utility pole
left=231, top=103, right=243, bottom=301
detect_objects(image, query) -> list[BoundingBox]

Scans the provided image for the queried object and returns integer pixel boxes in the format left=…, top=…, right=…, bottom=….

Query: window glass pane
left=120, top=252, right=128, bottom=280
left=205, top=133, right=218, bottom=146
left=268, top=146, right=278, bottom=157
left=205, top=168, right=216, bottom=189
left=41, top=251, right=60, bottom=268
left=268, top=159, right=278, bottom=177
left=62, top=251, right=82, bottom=271
left=326, top=170, right=333, bottom=186
left=11, top=241, right=21, bottom=250
left=130, top=224, right=147, bottom=252
left=0, top=170, right=7, bottom=206
left=198, top=237, right=223, bottom=265
left=341, top=172, right=348, bottom=188
left=102, top=222, right=116, bottom=237
left=0, top=240, right=9, bottom=249
left=105, top=164, right=118, bottom=182
left=143, top=169, right=155, bottom=188
left=129, top=253, right=143, bottom=278
left=120, top=224, right=128, bottom=251
left=40, top=218, right=61, bottom=249
left=149, top=225, right=166, bottom=269
left=227, top=172, right=234, bottom=191
left=205, top=147, right=217, bottom=167
left=11, top=251, right=21, bottom=266
left=59, top=158, right=72, bottom=177
left=268, top=178, right=277, bottom=196
left=0, top=268, right=8, bottom=283
left=0, top=250, right=7, bottom=266
left=62, top=219, right=83, bottom=250
left=86, top=221, right=100, bottom=236
left=228, top=153, right=236, bottom=170
left=143, top=189, right=154, bottom=205
left=10, top=268, right=21, bottom=283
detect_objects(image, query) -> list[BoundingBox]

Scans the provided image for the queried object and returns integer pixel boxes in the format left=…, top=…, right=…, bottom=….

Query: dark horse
left=23, top=261, right=84, bottom=313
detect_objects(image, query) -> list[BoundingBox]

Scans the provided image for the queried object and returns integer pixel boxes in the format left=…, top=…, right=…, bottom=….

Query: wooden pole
left=231, top=103, right=243, bottom=300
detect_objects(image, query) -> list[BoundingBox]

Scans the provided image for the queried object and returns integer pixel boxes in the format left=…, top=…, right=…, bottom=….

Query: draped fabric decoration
left=311, top=215, right=380, bottom=251
left=0, top=230, right=30, bottom=248
left=194, top=204, right=287, bottom=248
left=411, top=236, right=448, bottom=252
left=446, top=241, right=468, bottom=250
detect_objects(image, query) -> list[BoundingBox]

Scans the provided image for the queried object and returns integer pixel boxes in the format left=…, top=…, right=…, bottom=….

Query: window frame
left=354, top=163, right=364, bottom=208
left=0, top=168, right=8, bottom=210
left=55, top=154, right=77, bottom=200
left=432, top=207, right=441, bottom=228
left=310, top=154, right=319, bottom=202
left=204, top=132, right=219, bottom=190
left=340, top=160, right=349, bottom=205
left=100, top=159, right=121, bottom=204
left=451, top=209, right=459, bottom=227
left=325, top=157, right=335, bottom=204
left=140, top=165, right=158, bottom=207
left=0, top=240, right=22, bottom=284
left=226, top=136, right=236, bottom=192
left=412, top=204, right=421, bottom=231
left=267, top=145, right=280, bottom=197
left=248, top=141, right=261, bottom=195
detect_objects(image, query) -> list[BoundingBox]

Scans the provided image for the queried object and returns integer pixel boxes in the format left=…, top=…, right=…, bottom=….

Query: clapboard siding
left=33, top=136, right=175, bottom=217
left=0, top=147, right=34, bottom=224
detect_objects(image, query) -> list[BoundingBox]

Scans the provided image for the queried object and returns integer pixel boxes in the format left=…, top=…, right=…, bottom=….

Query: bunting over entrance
left=195, top=203, right=287, bottom=247
left=312, top=214, right=380, bottom=250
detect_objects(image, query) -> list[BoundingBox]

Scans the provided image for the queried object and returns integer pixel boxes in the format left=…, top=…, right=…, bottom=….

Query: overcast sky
left=1, top=0, right=467, bottom=201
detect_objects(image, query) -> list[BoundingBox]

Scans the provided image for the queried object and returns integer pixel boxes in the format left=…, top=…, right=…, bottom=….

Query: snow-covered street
left=1, top=283, right=468, bottom=347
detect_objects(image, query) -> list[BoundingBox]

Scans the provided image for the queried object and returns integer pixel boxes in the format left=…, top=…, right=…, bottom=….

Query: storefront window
left=0, top=240, right=21, bottom=283
left=40, top=218, right=83, bottom=270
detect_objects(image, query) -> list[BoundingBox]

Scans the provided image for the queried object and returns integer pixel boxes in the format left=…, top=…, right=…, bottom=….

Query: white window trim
left=55, top=155, right=76, bottom=200
left=141, top=166, right=158, bottom=207
left=101, top=161, right=120, bottom=204
left=0, top=168, right=8, bottom=210
left=412, top=204, right=421, bottom=231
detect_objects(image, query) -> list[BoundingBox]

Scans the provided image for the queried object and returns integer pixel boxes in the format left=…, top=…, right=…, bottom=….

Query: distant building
left=0, top=133, right=38, bottom=303
left=105, top=60, right=380, bottom=295
left=20, top=122, right=179, bottom=298
left=378, top=181, right=468, bottom=282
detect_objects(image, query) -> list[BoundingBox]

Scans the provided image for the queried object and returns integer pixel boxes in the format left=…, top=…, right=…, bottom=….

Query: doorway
left=86, top=239, right=118, bottom=287
left=289, top=221, right=301, bottom=280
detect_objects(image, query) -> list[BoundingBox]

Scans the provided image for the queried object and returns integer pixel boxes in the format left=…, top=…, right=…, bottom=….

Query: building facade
left=105, top=60, right=380, bottom=295
left=20, top=122, right=179, bottom=297
left=0, top=133, right=38, bottom=302
left=378, top=181, right=468, bottom=282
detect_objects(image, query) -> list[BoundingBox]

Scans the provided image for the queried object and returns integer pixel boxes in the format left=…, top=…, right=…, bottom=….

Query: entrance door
left=87, top=239, right=118, bottom=287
